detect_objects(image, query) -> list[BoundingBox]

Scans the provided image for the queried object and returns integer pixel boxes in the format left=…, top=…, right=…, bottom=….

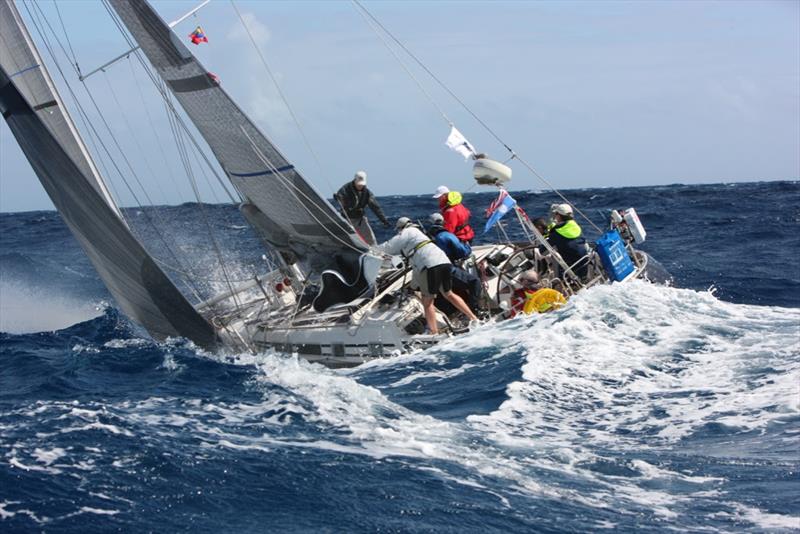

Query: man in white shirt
left=374, top=217, right=478, bottom=334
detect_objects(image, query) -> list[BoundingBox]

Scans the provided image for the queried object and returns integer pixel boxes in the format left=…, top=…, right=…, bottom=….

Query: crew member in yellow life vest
left=548, top=203, right=590, bottom=279
left=509, top=270, right=566, bottom=317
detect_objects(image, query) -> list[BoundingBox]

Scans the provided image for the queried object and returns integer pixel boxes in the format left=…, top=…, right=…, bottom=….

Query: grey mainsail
left=108, top=0, right=367, bottom=273
left=0, top=2, right=217, bottom=347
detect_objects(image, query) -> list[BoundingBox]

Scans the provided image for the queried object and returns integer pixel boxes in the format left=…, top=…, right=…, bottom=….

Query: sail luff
left=108, top=0, right=367, bottom=273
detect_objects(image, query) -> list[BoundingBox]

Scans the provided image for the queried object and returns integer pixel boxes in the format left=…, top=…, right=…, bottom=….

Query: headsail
left=108, top=0, right=368, bottom=273
left=0, top=0, right=120, bottom=218
left=0, top=1, right=217, bottom=347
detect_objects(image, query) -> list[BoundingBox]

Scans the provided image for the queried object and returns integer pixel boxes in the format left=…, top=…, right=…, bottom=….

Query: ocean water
left=1, top=181, right=798, bottom=532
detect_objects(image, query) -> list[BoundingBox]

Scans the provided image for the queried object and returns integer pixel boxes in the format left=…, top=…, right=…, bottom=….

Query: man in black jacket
left=548, top=204, right=590, bottom=279
left=334, top=171, right=389, bottom=245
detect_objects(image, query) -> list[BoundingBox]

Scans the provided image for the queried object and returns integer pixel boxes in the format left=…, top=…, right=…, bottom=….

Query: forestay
left=109, top=0, right=367, bottom=273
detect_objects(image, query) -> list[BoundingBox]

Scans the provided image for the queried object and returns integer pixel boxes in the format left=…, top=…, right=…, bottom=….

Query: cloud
left=227, top=11, right=270, bottom=46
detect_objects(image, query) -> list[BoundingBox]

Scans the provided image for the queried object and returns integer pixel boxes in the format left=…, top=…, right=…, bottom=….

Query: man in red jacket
left=433, top=185, right=475, bottom=244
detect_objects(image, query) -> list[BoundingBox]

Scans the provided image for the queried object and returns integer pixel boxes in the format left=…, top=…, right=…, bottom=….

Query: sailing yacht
left=0, top=0, right=653, bottom=367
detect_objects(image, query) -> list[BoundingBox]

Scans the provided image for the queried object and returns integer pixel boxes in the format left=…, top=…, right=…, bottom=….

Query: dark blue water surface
left=1, top=181, right=799, bottom=532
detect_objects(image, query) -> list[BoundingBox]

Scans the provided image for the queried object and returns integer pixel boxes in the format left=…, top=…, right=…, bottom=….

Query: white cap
left=432, top=185, right=450, bottom=198
left=428, top=212, right=444, bottom=225
left=553, top=203, right=573, bottom=216
left=354, top=171, right=367, bottom=185
left=395, top=216, right=412, bottom=231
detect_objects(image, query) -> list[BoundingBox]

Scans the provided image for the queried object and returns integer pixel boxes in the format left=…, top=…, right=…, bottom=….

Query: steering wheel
left=494, top=244, right=540, bottom=307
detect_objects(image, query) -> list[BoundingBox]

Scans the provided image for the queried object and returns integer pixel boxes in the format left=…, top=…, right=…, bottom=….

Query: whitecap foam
left=469, top=281, right=800, bottom=450
left=32, top=447, right=67, bottom=466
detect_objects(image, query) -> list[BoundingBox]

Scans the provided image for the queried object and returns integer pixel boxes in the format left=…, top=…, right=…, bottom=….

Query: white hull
left=211, top=242, right=651, bottom=368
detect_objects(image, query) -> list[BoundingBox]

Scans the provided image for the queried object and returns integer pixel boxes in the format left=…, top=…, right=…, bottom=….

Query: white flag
left=445, top=126, right=476, bottom=160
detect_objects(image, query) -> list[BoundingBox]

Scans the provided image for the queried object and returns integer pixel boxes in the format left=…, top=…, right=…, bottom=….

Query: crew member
left=374, top=217, right=478, bottom=334
left=548, top=204, right=590, bottom=279
left=427, top=212, right=471, bottom=263
left=335, top=171, right=389, bottom=245
left=433, top=185, right=475, bottom=244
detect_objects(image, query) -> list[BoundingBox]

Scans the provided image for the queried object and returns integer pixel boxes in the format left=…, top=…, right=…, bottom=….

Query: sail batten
left=108, top=0, right=367, bottom=272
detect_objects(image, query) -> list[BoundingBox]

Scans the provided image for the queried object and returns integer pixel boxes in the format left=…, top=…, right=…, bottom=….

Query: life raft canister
left=523, top=288, right=567, bottom=314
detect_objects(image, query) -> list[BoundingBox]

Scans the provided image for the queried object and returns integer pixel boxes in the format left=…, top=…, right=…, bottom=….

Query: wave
left=1, top=281, right=797, bottom=530
left=0, top=280, right=104, bottom=334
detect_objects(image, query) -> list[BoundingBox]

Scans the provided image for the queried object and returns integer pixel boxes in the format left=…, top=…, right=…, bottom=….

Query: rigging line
left=101, top=71, right=174, bottom=208
left=229, top=1, right=324, bottom=176
left=228, top=0, right=354, bottom=226
left=26, top=4, right=206, bottom=292
left=153, top=256, right=263, bottom=284
left=25, top=2, right=158, bottom=210
left=160, top=85, right=241, bottom=309
left=178, top=134, right=244, bottom=311
left=352, top=1, right=604, bottom=234
left=240, top=126, right=367, bottom=255
left=99, top=0, right=239, bottom=204
left=125, top=56, right=184, bottom=203
left=22, top=3, right=210, bottom=303
left=52, top=0, right=78, bottom=73
left=352, top=0, right=505, bottom=149
left=21, top=2, right=148, bottom=214
left=23, top=4, right=213, bottom=302
left=145, top=53, right=240, bottom=204
left=103, top=71, right=214, bottom=300
left=162, top=90, right=228, bottom=298
left=350, top=0, right=451, bottom=126
left=28, top=0, right=79, bottom=78
left=3, top=8, right=125, bottom=214
left=158, top=73, right=242, bottom=204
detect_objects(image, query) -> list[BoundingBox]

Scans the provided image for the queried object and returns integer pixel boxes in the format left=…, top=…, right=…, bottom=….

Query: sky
left=0, top=0, right=798, bottom=212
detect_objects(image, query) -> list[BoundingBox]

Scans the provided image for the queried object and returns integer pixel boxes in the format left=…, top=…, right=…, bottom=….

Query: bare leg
left=422, top=295, right=438, bottom=334
left=442, top=290, right=478, bottom=322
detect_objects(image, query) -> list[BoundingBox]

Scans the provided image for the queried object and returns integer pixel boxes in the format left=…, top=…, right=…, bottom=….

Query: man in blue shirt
left=427, top=213, right=471, bottom=263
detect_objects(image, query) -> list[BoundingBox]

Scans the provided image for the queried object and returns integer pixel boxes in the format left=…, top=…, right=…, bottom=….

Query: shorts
left=419, top=264, right=453, bottom=296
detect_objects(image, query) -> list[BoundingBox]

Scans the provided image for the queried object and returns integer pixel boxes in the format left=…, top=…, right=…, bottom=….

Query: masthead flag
left=189, top=26, right=208, bottom=45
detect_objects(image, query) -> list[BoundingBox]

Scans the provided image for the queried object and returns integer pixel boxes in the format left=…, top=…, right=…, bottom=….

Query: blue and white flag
left=484, top=190, right=517, bottom=233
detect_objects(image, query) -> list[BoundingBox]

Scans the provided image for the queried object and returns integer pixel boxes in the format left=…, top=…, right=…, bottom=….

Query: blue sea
left=1, top=181, right=799, bottom=532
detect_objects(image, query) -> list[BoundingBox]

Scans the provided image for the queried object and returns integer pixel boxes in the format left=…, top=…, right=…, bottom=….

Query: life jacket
left=439, top=191, right=475, bottom=242
left=522, top=288, right=567, bottom=314
left=554, top=219, right=582, bottom=239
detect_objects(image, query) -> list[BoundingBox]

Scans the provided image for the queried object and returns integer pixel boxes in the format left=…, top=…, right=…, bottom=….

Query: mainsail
left=0, top=0, right=217, bottom=347
left=108, top=0, right=368, bottom=273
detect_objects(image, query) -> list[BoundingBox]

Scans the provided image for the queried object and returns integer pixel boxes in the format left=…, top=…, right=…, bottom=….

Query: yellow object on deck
left=522, top=288, right=567, bottom=314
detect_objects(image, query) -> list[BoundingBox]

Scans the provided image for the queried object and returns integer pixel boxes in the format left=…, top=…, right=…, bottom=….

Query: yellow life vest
left=446, top=191, right=463, bottom=207
left=522, top=288, right=567, bottom=314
